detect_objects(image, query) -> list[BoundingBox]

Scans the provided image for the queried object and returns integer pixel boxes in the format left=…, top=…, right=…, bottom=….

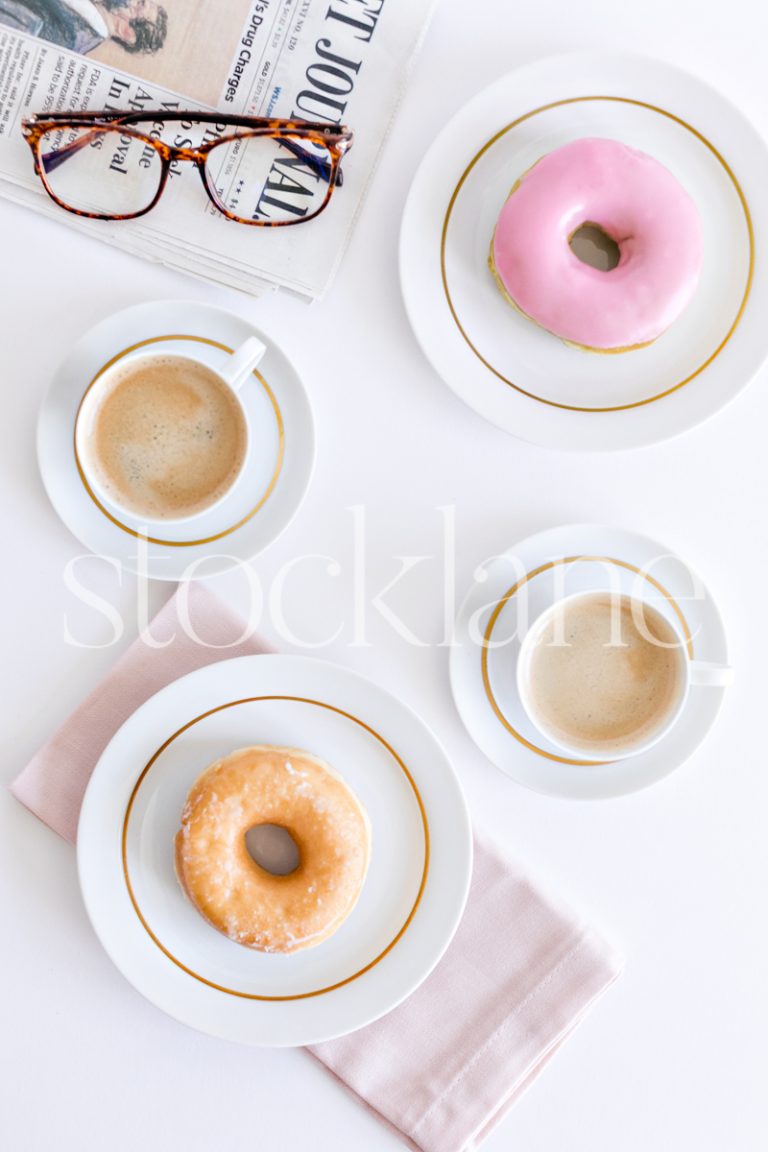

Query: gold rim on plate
left=122, top=695, right=430, bottom=1001
left=481, top=555, right=694, bottom=765
left=441, top=96, right=754, bottom=413
left=74, top=334, right=285, bottom=547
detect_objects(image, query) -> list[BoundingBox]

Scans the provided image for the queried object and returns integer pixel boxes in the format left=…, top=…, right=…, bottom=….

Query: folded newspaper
left=0, top=0, right=434, bottom=299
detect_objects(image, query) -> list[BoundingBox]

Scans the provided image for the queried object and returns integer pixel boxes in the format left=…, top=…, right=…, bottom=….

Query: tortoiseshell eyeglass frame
left=20, top=109, right=354, bottom=226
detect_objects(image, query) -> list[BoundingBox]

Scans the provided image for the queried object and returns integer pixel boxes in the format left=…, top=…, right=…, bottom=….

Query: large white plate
left=450, top=524, right=729, bottom=798
left=77, top=655, right=472, bottom=1047
left=400, top=53, right=768, bottom=450
left=37, top=300, right=315, bottom=579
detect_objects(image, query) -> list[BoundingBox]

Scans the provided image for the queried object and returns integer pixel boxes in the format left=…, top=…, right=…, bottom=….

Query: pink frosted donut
left=489, top=138, right=703, bottom=352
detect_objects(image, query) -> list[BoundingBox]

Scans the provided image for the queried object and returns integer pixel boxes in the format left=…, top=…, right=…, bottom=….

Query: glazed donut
left=175, top=746, right=371, bottom=954
left=489, top=138, right=703, bottom=352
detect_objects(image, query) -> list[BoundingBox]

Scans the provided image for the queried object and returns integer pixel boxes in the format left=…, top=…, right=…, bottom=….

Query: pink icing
left=491, top=138, right=703, bottom=349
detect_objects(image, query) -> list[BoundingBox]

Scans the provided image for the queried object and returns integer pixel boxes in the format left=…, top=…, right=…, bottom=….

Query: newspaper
left=0, top=0, right=434, bottom=298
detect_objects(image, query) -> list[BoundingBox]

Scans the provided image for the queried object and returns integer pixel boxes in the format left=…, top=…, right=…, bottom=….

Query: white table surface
left=2, top=2, right=766, bottom=1149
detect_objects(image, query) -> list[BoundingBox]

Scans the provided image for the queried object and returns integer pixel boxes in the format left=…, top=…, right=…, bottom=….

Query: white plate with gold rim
left=400, top=53, right=768, bottom=450
left=450, top=524, right=730, bottom=798
left=77, top=654, right=472, bottom=1047
left=37, top=300, right=314, bottom=580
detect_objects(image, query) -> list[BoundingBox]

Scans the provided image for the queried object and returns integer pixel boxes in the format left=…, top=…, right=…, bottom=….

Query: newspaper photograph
left=0, top=0, right=435, bottom=298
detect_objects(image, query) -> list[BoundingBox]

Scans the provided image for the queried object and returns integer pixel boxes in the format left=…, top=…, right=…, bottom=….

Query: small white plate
left=400, top=53, right=768, bottom=450
left=77, top=655, right=472, bottom=1047
left=37, top=301, right=315, bottom=579
left=450, top=524, right=729, bottom=798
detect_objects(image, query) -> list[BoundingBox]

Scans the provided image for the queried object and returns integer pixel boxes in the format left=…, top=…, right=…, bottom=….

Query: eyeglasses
left=21, top=110, right=353, bottom=226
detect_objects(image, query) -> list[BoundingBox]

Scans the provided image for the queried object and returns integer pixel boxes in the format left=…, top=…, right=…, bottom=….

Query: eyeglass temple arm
left=38, top=126, right=345, bottom=186
left=38, top=129, right=100, bottom=174
left=274, top=135, right=342, bottom=186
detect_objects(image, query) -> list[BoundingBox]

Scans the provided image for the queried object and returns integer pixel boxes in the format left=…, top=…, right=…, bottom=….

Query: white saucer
left=37, top=301, right=315, bottom=580
left=77, top=655, right=472, bottom=1047
left=450, top=524, right=730, bottom=798
left=400, top=53, right=768, bottom=450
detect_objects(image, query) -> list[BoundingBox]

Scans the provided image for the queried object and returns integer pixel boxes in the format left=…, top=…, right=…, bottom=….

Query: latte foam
left=524, top=593, right=685, bottom=757
left=83, top=355, right=248, bottom=520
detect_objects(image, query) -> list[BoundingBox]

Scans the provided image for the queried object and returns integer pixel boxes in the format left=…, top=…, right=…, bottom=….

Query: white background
left=1, top=1, right=766, bottom=1149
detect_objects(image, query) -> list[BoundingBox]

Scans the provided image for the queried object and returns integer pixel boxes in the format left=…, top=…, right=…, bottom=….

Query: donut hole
left=569, top=223, right=621, bottom=271
left=245, top=823, right=300, bottom=876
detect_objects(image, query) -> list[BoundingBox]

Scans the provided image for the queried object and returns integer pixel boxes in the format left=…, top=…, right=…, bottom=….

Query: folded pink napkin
left=11, top=584, right=622, bottom=1151
left=310, top=840, right=620, bottom=1151
left=10, top=583, right=273, bottom=843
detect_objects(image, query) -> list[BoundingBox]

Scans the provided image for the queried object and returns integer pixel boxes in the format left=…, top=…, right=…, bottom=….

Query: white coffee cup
left=75, top=336, right=266, bottom=524
left=516, top=589, right=733, bottom=762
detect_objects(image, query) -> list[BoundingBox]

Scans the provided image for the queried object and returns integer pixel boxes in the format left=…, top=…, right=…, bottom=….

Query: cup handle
left=222, top=335, right=267, bottom=392
left=689, top=660, right=734, bottom=687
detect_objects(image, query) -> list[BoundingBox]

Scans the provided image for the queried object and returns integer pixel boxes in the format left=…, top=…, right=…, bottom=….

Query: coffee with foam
left=82, top=355, right=248, bottom=521
left=522, top=592, right=686, bottom=758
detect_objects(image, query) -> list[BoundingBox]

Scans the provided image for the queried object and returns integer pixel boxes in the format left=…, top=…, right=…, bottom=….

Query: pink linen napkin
left=10, top=584, right=622, bottom=1151
left=310, top=839, right=621, bottom=1151
left=10, top=583, right=273, bottom=843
